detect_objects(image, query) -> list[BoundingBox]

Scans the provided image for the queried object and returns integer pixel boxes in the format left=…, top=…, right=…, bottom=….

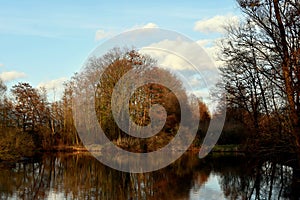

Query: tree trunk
left=273, top=0, right=300, bottom=153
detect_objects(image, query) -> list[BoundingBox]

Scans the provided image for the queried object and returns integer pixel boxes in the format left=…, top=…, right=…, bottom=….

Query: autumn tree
left=96, top=50, right=187, bottom=134
left=82, top=48, right=192, bottom=151
left=197, top=98, right=211, bottom=141
left=94, top=51, right=135, bottom=140
left=128, top=67, right=190, bottom=134
left=10, top=82, right=53, bottom=147
left=60, top=83, right=80, bottom=145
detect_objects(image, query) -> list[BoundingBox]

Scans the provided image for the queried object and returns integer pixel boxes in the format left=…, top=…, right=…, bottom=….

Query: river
left=0, top=152, right=299, bottom=199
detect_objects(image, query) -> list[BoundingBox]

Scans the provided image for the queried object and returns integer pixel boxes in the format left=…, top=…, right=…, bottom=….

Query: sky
left=0, top=0, right=242, bottom=102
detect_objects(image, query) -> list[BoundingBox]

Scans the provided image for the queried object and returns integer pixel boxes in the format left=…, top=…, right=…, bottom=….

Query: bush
left=0, top=128, right=35, bottom=160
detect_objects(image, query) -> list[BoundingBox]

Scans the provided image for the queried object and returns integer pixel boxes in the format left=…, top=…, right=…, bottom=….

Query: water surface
left=0, top=152, right=299, bottom=199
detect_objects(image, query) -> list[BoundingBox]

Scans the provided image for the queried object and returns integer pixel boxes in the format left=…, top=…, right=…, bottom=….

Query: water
left=0, top=152, right=299, bottom=200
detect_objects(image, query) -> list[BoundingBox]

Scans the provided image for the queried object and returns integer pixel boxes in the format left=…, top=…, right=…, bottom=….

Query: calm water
left=0, top=152, right=299, bottom=200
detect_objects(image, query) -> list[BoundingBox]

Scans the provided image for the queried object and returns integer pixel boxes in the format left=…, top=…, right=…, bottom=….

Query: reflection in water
left=0, top=152, right=299, bottom=199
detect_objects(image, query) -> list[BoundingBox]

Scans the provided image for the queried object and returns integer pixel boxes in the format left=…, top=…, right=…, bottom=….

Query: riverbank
left=0, top=144, right=243, bottom=162
left=0, top=145, right=87, bottom=162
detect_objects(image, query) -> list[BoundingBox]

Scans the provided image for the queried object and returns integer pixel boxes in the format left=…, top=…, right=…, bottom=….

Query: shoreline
left=0, top=144, right=243, bottom=162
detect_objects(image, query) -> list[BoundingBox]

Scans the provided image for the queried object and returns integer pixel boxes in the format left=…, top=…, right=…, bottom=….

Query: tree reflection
left=0, top=153, right=207, bottom=200
left=0, top=153, right=299, bottom=199
left=217, top=154, right=299, bottom=200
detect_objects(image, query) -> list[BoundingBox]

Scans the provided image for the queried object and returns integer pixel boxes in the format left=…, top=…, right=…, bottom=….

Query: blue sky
left=0, top=0, right=241, bottom=100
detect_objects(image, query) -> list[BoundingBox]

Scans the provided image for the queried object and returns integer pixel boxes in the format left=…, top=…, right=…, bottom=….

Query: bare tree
left=215, top=0, right=299, bottom=153
left=236, top=0, right=300, bottom=149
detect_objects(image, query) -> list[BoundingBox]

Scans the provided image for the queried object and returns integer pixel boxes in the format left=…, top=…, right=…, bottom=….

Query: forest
left=0, top=0, right=299, bottom=165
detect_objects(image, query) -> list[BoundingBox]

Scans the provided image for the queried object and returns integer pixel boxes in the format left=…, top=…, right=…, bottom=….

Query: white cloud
left=196, top=38, right=226, bottom=68
left=37, top=77, right=67, bottom=91
left=197, top=39, right=213, bottom=47
left=142, top=23, right=158, bottom=29
left=0, top=64, right=4, bottom=68
left=37, top=77, right=68, bottom=101
left=94, top=26, right=161, bottom=41
left=95, top=29, right=110, bottom=41
left=194, top=14, right=239, bottom=34
left=0, top=71, right=26, bottom=82
left=140, top=38, right=215, bottom=71
left=139, top=38, right=221, bottom=110
left=204, top=44, right=223, bottom=67
left=126, top=22, right=159, bottom=31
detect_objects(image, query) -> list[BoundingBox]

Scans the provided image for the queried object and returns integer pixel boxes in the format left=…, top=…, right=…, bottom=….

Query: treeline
left=0, top=48, right=211, bottom=159
left=214, top=0, right=300, bottom=155
left=66, top=48, right=210, bottom=152
left=0, top=80, right=80, bottom=159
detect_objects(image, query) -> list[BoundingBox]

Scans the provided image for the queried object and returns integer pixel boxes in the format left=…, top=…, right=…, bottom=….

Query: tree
left=60, top=82, right=80, bottom=145
left=74, top=48, right=192, bottom=151
left=197, top=98, right=211, bottom=141
left=11, top=83, right=52, bottom=147
left=215, top=0, right=300, bottom=153
left=217, top=22, right=274, bottom=141
left=237, top=0, right=300, bottom=149
left=94, top=49, right=185, bottom=138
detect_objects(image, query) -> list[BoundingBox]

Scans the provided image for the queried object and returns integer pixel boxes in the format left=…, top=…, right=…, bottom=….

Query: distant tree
left=11, top=82, right=51, bottom=147
left=61, top=82, right=80, bottom=145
